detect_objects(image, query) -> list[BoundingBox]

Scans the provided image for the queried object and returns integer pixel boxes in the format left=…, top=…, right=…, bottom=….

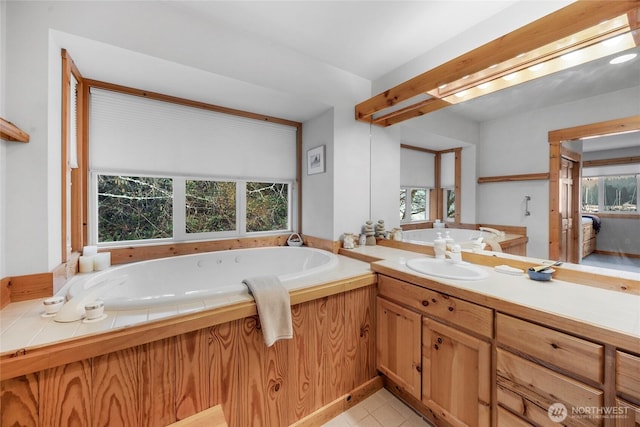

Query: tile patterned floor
left=322, top=388, right=434, bottom=427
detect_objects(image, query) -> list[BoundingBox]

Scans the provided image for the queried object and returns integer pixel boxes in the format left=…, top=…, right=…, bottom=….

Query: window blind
left=400, top=147, right=434, bottom=187
left=89, top=88, right=297, bottom=179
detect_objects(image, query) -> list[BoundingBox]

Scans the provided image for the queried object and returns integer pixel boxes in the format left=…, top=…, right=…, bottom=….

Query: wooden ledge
left=0, top=117, right=29, bottom=142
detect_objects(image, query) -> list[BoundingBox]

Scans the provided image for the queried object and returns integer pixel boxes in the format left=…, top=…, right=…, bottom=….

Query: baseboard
left=593, top=250, right=640, bottom=259
left=289, top=376, right=383, bottom=427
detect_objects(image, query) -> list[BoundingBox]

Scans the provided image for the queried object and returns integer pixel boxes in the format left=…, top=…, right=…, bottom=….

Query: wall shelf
left=477, top=172, right=549, bottom=184
left=0, top=117, right=30, bottom=143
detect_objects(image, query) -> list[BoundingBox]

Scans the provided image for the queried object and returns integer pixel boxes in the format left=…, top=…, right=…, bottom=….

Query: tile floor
left=322, top=388, right=434, bottom=427
left=581, top=253, right=640, bottom=274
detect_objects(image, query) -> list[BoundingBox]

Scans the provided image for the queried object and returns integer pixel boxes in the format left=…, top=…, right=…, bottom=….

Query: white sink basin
left=406, top=258, right=489, bottom=281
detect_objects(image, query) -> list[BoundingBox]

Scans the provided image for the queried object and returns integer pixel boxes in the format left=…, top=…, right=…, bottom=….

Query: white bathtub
left=402, top=228, right=493, bottom=245
left=66, top=247, right=339, bottom=310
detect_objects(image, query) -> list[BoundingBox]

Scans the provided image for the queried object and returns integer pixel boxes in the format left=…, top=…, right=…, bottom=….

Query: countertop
left=342, top=245, right=640, bottom=351
left=0, top=253, right=373, bottom=355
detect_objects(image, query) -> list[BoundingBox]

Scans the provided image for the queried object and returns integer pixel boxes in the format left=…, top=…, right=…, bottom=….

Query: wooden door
left=422, top=318, right=491, bottom=427
left=376, top=297, right=422, bottom=400
left=559, top=157, right=575, bottom=263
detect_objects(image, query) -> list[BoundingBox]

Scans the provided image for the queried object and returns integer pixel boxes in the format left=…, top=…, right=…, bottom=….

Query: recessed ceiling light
left=503, top=73, right=517, bottom=81
left=609, top=53, right=637, bottom=64
left=528, top=64, right=544, bottom=72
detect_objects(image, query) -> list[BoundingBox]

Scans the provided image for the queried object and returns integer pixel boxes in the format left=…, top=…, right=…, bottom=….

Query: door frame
left=548, top=116, right=640, bottom=260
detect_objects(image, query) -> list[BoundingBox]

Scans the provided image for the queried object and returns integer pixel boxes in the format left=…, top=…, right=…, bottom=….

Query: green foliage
left=186, top=180, right=236, bottom=233
left=98, top=176, right=173, bottom=242
left=246, top=182, right=289, bottom=232
left=97, top=175, right=289, bottom=243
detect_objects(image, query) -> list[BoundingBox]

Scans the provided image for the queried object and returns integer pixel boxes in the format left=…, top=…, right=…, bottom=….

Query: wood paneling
left=92, top=347, right=140, bottom=426
left=8, top=272, right=53, bottom=302
left=40, top=360, right=92, bottom=427
left=0, top=285, right=377, bottom=427
left=0, top=277, right=10, bottom=309
left=0, top=374, right=39, bottom=427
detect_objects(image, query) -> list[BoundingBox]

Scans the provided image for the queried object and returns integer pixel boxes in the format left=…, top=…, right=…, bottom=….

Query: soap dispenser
left=444, top=230, right=455, bottom=249
left=434, top=232, right=446, bottom=259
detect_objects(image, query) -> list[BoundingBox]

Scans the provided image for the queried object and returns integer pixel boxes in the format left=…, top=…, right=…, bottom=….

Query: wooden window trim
left=61, top=49, right=85, bottom=263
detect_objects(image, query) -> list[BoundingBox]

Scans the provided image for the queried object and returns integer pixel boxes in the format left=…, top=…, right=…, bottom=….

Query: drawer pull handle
left=416, top=365, right=422, bottom=373
left=437, top=337, right=443, bottom=344
left=421, top=300, right=429, bottom=306
left=434, top=344, right=439, bottom=350
left=448, top=306, right=454, bottom=312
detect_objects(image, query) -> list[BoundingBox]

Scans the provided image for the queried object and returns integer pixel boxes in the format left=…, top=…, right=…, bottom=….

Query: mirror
left=375, top=32, right=640, bottom=276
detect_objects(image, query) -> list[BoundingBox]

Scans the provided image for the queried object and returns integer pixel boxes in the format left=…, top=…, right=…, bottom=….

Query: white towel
left=242, top=275, right=293, bottom=347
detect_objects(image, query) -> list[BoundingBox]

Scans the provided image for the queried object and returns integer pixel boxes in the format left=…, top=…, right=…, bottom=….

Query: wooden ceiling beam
left=356, top=1, right=640, bottom=125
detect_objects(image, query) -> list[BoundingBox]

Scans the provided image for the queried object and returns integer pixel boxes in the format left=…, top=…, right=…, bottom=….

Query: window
left=445, top=188, right=456, bottom=220
left=246, top=182, right=290, bottom=232
left=186, top=180, right=236, bottom=234
left=98, top=175, right=173, bottom=243
left=581, top=174, right=638, bottom=213
left=88, top=86, right=298, bottom=246
left=95, top=174, right=290, bottom=244
left=400, top=187, right=429, bottom=222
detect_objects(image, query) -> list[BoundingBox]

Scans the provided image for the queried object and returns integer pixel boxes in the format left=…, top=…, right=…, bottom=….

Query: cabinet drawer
left=497, top=313, right=604, bottom=383
left=497, top=348, right=604, bottom=425
left=497, top=406, right=534, bottom=427
left=617, top=351, right=640, bottom=401
left=615, top=399, right=640, bottom=427
left=379, top=275, right=493, bottom=338
left=582, top=223, right=594, bottom=241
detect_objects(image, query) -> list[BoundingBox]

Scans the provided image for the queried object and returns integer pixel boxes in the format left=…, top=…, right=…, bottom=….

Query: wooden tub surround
left=0, top=272, right=379, bottom=426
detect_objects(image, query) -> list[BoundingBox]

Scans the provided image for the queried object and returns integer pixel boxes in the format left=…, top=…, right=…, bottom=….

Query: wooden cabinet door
left=376, top=297, right=422, bottom=400
left=422, top=318, right=491, bottom=427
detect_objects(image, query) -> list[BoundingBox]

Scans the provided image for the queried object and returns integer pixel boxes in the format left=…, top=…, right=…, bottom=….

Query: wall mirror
left=371, top=5, right=640, bottom=275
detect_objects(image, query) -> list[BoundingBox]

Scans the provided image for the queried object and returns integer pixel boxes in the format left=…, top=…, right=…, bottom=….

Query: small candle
left=83, top=245, right=98, bottom=257
left=79, top=256, right=94, bottom=273
left=93, top=252, right=111, bottom=271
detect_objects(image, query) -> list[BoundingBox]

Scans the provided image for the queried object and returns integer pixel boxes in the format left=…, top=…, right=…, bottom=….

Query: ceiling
left=167, top=1, right=519, bottom=82
left=57, top=0, right=639, bottom=146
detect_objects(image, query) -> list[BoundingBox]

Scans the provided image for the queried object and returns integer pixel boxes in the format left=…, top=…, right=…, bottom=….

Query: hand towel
left=242, top=275, right=293, bottom=347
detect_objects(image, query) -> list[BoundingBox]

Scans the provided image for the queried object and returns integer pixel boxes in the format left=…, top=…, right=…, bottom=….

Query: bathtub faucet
left=54, top=276, right=126, bottom=323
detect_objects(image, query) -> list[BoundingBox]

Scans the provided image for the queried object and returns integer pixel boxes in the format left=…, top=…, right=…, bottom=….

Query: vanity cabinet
left=377, top=296, right=422, bottom=400
left=377, top=274, right=493, bottom=427
left=496, top=313, right=605, bottom=426
left=422, top=317, right=491, bottom=427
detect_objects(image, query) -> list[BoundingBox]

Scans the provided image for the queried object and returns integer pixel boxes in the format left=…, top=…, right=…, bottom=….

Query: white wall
left=302, top=109, right=334, bottom=240
left=476, top=86, right=640, bottom=259
left=3, top=1, right=374, bottom=276
left=0, top=0, right=6, bottom=279
left=370, top=125, right=401, bottom=231
left=332, top=105, right=373, bottom=238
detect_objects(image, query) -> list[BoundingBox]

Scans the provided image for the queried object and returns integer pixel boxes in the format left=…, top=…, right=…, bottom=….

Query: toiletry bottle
left=444, top=230, right=455, bottom=249
left=434, top=232, right=446, bottom=259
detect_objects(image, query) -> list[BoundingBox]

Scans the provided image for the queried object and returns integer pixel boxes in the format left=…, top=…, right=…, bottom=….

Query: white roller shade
left=89, top=88, right=297, bottom=179
left=400, top=147, right=434, bottom=187
left=440, top=152, right=455, bottom=188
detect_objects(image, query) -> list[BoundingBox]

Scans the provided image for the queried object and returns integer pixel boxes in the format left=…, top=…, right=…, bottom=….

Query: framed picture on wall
left=307, top=145, right=325, bottom=175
